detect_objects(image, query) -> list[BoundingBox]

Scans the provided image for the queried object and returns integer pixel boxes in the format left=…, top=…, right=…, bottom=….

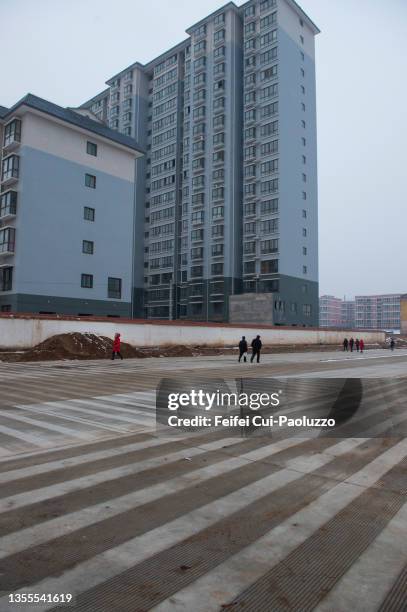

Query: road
left=0, top=349, right=406, bottom=611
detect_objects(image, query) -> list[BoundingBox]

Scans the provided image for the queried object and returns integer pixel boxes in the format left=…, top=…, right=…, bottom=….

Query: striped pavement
left=0, top=353, right=406, bottom=610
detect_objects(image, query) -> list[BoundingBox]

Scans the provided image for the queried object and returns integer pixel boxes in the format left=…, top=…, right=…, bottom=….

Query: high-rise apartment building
left=83, top=0, right=320, bottom=325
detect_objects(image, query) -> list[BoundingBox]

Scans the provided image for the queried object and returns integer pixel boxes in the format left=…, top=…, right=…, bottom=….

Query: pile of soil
left=8, top=333, right=145, bottom=362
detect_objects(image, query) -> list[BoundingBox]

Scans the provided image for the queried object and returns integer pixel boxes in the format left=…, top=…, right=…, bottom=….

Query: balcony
left=1, top=155, right=20, bottom=188
left=0, top=227, right=16, bottom=257
left=0, top=190, right=17, bottom=221
left=2, top=118, right=21, bottom=154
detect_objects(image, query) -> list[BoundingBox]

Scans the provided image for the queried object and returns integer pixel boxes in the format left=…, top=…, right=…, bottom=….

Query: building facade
left=355, top=294, right=401, bottom=331
left=0, top=95, right=143, bottom=316
left=319, top=295, right=342, bottom=327
left=83, top=0, right=320, bottom=325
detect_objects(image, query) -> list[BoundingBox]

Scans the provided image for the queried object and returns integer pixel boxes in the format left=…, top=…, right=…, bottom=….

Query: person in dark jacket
left=343, top=338, right=349, bottom=351
left=250, top=335, right=262, bottom=363
left=355, top=338, right=360, bottom=352
left=238, top=336, right=248, bottom=362
left=390, top=338, right=395, bottom=351
left=359, top=338, right=364, bottom=353
left=349, top=337, right=354, bottom=352
left=111, top=333, right=123, bottom=360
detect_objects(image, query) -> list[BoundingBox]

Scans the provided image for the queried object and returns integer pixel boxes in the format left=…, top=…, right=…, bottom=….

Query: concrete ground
left=0, top=348, right=406, bottom=611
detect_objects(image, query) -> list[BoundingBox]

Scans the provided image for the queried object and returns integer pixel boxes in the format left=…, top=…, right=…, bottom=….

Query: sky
left=1, top=0, right=406, bottom=299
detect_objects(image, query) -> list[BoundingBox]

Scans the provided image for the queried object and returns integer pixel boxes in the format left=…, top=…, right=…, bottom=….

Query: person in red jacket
left=359, top=338, right=364, bottom=354
left=111, top=333, right=123, bottom=360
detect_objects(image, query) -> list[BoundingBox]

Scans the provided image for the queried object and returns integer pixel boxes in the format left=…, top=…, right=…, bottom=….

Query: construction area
left=0, top=341, right=406, bottom=611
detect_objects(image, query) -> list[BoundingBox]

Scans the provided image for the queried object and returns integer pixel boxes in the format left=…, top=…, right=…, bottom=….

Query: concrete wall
left=229, top=293, right=274, bottom=324
left=0, top=314, right=385, bottom=350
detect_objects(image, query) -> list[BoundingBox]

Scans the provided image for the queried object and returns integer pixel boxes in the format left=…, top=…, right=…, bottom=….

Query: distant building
left=341, top=300, right=355, bottom=328
left=355, top=294, right=401, bottom=331
left=0, top=94, right=144, bottom=316
left=319, top=295, right=342, bottom=327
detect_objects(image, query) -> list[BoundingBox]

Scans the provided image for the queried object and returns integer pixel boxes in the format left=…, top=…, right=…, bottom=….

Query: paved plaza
left=0, top=349, right=406, bottom=611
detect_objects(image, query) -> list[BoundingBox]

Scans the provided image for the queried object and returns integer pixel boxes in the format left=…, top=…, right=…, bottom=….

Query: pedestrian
left=390, top=338, right=395, bottom=351
left=359, top=338, right=364, bottom=353
left=355, top=338, right=360, bottom=352
left=111, top=333, right=123, bottom=360
left=343, top=338, right=348, bottom=351
left=238, top=336, right=248, bottom=363
left=349, top=337, right=354, bottom=352
left=250, top=335, right=262, bottom=363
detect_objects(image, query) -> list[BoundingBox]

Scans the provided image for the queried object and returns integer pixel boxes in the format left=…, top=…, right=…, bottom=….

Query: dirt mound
left=14, top=333, right=145, bottom=362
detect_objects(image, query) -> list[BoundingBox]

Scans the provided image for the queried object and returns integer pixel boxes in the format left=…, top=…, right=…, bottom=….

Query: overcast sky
left=1, top=0, right=406, bottom=299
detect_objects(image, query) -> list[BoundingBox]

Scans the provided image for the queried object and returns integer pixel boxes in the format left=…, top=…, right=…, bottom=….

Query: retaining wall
left=0, top=314, right=385, bottom=350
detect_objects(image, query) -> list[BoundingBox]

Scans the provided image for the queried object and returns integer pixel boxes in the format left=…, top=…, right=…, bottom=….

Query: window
left=260, top=47, right=278, bottom=65
left=260, top=30, right=277, bottom=47
left=245, top=126, right=256, bottom=140
left=245, top=38, right=256, bottom=51
left=260, top=0, right=276, bottom=11
left=0, top=267, right=13, bottom=292
left=212, top=243, right=224, bottom=256
left=301, top=85, right=305, bottom=94
left=1, top=305, right=11, bottom=312
left=85, top=173, right=96, bottom=189
left=303, top=304, right=312, bottom=316
left=1, top=155, right=19, bottom=181
left=213, top=96, right=225, bottom=110
left=213, top=114, right=225, bottom=129
left=245, top=109, right=256, bottom=122
left=83, top=206, right=95, bottom=222
left=194, top=40, right=206, bottom=53
left=302, top=191, right=307, bottom=200
left=245, top=202, right=256, bottom=216
left=261, top=65, right=278, bottom=81
left=191, top=210, right=204, bottom=223
left=245, top=22, right=256, bottom=35
left=245, top=5, right=255, bottom=17
left=244, top=241, right=256, bottom=254
left=302, top=137, right=306, bottom=146
left=191, top=229, right=204, bottom=241
left=0, top=227, right=15, bottom=253
left=245, top=164, right=256, bottom=178
left=261, top=101, right=278, bottom=118
left=211, top=263, right=223, bottom=276
left=302, top=209, right=307, bottom=218
left=212, top=187, right=224, bottom=200
left=261, top=198, right=278, bottom=214
left=303, top=247, right=307, bottom=255
left=244, top=183, right=256, bottom=196
left=244, top=145, right=256, bottom=159
left=212, top=205, right=224, bottom=219
left=302, top=155, right=306, bottom=164
left=213, top=150, right=224, bottom=163
left=244, top=261, right=256, bottom=274
left=3, top=119, right=21, bottom=147
left=213, top=132, right=225, bottom=146
left=261, top=259, right=278, bottom=274
left=214, top=29, right=225, bottom=44
left=261, top=218, right=279, bottom=233
left=191, top=247, right=204, bottom=260
left=214, top=79, right=225, bottom=92
left=260, top=140, right=278, bottom=155
left=300, top=35, right=304, bottom=45
left=194, top=56, right=206, bottom=71
left=86, top=141, right=97, bottom=156
left=260, top=12, right=277, bottom=29
left=260, top=178, right=278, bottom=194
left=245, top=73, right=256, bottom=87
left=81, top=274, right=93, bottom=289
left=212, top=224, right=224, bottom=237
left=245, top=55, right=256, bottom=68
left=82, top=240, right=94, bottom=254
left=302, top=173, right=307, bottom=182
left=302, top=228, right=307, bottom=237
left=260, top=120, right=278, bottom=136
left=245, top=91, right=256, bottom=105
left=214, top=62, right=225, bottom=75
left=108, top=277, right=122, bottom=299
left=0, top=190, right=17, bottom=218
left=245, top=222, right=256, bottom=234
left=261, top=239, right=279, bottom=254
left=214, top=45, right=225, bottom=58
left=190, top=266, right=203, bottom=278
left=261, top=159, right=278, bottom=174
